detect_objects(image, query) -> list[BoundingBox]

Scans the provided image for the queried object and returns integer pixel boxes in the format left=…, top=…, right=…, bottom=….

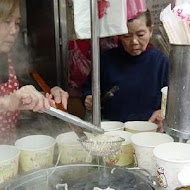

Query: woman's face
left=0, top=7, right=20, bottom=53
left=119, top=16, right=153, bottom=56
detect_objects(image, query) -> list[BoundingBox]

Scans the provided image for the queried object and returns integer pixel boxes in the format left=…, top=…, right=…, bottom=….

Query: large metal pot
left=4, top=164, right=157, bottom=190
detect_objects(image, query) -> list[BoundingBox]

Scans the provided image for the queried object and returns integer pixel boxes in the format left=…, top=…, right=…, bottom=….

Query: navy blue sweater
left=82, top=45, right=169, bottom=122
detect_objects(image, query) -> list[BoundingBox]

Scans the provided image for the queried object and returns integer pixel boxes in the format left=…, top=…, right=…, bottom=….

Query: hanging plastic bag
left=68, top=40, right=91, bottom=96
left=127, top=0, right=147, bottom=20
left=73, top=0, right=128, bottom=39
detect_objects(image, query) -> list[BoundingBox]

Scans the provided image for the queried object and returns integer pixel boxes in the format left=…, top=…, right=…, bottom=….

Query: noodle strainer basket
left=78, top=135, right=125, bottom=157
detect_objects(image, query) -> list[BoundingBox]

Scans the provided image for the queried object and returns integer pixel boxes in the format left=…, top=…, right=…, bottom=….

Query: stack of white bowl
left=101, top=121, right=134, bottom=166
left=124, top=121, right=158, bottom=133
left=0, top=145, right=20, bottom=184
left=56, top=131, right=93, bottom=164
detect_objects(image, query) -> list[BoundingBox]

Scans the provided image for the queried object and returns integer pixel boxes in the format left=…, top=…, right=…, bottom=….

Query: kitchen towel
left=73, top=0, right=128, bottom=39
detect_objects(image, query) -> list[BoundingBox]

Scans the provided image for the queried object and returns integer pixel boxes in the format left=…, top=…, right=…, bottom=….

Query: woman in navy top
left=82, top=10, right=168, bottom=129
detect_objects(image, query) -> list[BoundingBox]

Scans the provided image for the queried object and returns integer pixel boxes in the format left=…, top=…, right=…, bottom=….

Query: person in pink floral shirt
left=0, top=0, right=69, bottom=144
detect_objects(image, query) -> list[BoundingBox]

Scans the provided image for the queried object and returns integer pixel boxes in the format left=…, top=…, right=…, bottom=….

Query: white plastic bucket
left=153, top=142, right=190, bottom=190
left=0, top=145, right=20, bottom=184
left=101, top=121, right=124, bottom=131
left=131, top=132, right=174, bottom=176
left=161, top=86, right=168, bottom=118
left=104, top=131, right=134, bottom=166
left=56, top=132, right=93, bottom=164
left=15, top=135, right=56, bottom=172
left=124, top=121, right=158, bottom=133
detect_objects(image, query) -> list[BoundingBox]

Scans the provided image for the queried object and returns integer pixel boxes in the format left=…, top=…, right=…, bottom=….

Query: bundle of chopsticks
left=160, top=3, right=190, bottom=45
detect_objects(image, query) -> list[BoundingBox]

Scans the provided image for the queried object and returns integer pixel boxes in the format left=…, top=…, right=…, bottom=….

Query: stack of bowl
left=153, top=142, right=190, bottom=190
left=104, top=130, right=134, bottom=166
left=56, top=131, right=93, bottom=164
left=101, top=121, right=124, bottom=131
left=131, top=132, right=174, bottom=176
left=0, top=145, right=20, bottom=185
left=15, top=135, right=56, bottom=173
left=124, top=121, right=158, bottom=133
left=100, top=121, right=134, bottom=166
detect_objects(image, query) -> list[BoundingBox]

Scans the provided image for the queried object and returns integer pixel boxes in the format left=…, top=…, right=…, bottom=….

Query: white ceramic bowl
left=131, top=132, right=174, bottom=176
left=101, top=121, right=124, bottom=131
left=104, top=131, right=134, bottom=166
left=56, top=132, right=93, bottom=164
left=124, top=121, right=158, bottom=133
left=153, top=142, right=190, bottom=190
left=0, top=145, right=20, bottom=184
left=15, top=135, right=56, bottom=172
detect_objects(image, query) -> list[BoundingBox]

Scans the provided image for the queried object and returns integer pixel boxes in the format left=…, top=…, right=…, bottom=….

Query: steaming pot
left=4, top=164, right=157, bottom=190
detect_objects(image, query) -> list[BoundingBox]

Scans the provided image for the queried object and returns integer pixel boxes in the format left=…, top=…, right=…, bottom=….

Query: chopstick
left=30, top=69, right=64, bottom=111
left=30, top=69, right=51, bottom=94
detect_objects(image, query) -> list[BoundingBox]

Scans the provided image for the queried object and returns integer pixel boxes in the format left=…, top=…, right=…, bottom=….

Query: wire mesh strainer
left=78, top=135, right=125, bottom=157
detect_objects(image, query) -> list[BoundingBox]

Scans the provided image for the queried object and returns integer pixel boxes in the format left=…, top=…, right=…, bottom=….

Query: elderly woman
left=0, top=0, right=68, bottom=143
left=82, top=10, right=168, bottom=131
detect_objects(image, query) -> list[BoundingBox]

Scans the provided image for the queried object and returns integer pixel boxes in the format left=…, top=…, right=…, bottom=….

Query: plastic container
left=104, top=131, right=134, bottom=166
left=15, top=135, right=56, bottom=173
left=56, top=132, right=93, bottom=164
left=131, top=132, right=174, bottom=176
left=153, top=142, right=190, bottom=190
left=101, top=121, right=124, bottom=131
left=161, top=86, right=168, bottom=118
left=124, top=121, right=158, bottom=133
left=0, top=145, right=20, bottom=184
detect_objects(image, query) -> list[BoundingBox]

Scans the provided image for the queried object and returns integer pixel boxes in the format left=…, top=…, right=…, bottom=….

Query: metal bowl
left=4, top=164, right=157, bottom=190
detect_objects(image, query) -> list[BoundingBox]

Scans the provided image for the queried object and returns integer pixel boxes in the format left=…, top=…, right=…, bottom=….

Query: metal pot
left=4, top=164, right=157, bottom=190
left=164, top=44, right=190, bottom=139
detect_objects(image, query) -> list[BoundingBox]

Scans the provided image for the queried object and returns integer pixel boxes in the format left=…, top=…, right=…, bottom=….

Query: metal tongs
left=30, top=69, right=104, bottom=136
left=43, top=107, right=104, bottom=134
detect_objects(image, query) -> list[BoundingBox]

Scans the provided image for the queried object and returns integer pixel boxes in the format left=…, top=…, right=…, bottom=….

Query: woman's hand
left=0, top=94, right=20, bottom=112
left=85, top=95, right=93, bottom=111
left=0, top=85, right=50, bottom=112
left=148, top=109, right=163, bottom=132
left=49, top=86, right=69, bottom=110
left=17, top=85, right=50, bottom=112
